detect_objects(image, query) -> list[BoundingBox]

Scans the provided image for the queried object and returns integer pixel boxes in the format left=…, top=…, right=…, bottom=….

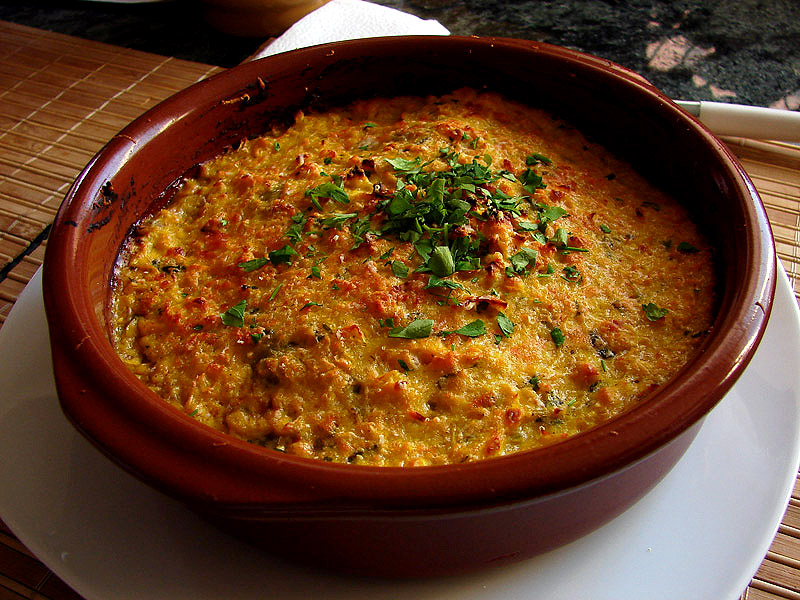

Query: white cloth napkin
left=253, top=0, right=449, bottom=59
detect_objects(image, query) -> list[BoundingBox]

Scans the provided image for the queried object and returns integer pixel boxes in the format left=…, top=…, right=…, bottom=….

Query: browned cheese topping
left=110, top=89, right=715, bottom=466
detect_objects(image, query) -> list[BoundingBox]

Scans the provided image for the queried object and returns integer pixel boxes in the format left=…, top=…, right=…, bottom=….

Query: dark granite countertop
left=1, top=0, right=798, bottom=108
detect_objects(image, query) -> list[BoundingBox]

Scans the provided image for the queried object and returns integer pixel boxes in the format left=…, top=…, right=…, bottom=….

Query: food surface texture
left=110, top=89, right=715, bottom=466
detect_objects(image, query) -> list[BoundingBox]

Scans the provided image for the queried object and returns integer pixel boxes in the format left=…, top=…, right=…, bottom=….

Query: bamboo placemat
left=0, top=20, right=798, bottom=600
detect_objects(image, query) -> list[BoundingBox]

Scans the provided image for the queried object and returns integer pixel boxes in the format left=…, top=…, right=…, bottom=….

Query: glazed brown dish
left=43, top=36, right=775, bottom=576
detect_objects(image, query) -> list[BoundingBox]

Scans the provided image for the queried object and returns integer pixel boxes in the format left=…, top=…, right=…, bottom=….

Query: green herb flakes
left=378, top=317, right=396, bottom=329
left=305, top=181, right=349, bottom=208
left=497, top=312, right=514, bottom=338
left=642, top=302, right=668, bottom=321
left=238, top=257, right=269, bottom=272
left=550, top=326, right=565, bottom=347
left=221, top=300, right=246, bottom=327
left=429, top=246, right=455, bottom=277
left=319, top=212, right=357, bottom=230
left=268, top=284, right=282, bottom=302
left=268, top=245, right=299, bottom=266
left=388, top=319, right=433, bottom=339
left=677, top=241, right=699, bottom=253
left=391, top=260, right=409, bottom=278
left=526, top=152, right=552, bottom=165
left=441, top=319, right=486, bottom=338
left=507, top=247, right=537, bottom=277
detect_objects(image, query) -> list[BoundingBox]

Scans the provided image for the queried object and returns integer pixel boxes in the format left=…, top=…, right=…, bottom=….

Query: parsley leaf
left=305, top=181, right=349, bottom=208
left=386, top=156, right=423, bottom=174
left=238, top=257, right=269, bottom=272
left=268, top=284, right=282, bottom=301
left=268, top=245, right=299, bottom=266
left=497, top=312, right=514, bottom=338
left=677, top=241, right=699, bottom=254
left=519, top=169, right=546, bottom=193
left=318, top=212, right=357, bottom=229
left=429, top=246, right=455, bottom=277
left=526, top=152, right=553, bottom=166
left=507, top=247, right=538, bottom=276
left=642, top=302, right=668, bottom=321
left=284, top=213, right=308, bottom=243
left=221, top=300, right=246, bottom=327
left=391, top=261, right=409, bottom=278
left=425, top=275, right=465, bottom=290
left=550, top=326, right=565, bottom=347
left=561, top=265, right=582, bottom=282
left=388, top=319, right=433, bottom=339
left=454, top=319, right=486, bottom=337
left=539, top=205, right=568, bottom=226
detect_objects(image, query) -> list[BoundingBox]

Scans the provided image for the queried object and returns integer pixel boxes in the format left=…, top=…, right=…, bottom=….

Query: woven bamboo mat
left=0, top=19, right=798, bottom=600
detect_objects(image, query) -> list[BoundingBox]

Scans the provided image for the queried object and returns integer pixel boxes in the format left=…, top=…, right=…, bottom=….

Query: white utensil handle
left=675, top=100, right=800, bottom=141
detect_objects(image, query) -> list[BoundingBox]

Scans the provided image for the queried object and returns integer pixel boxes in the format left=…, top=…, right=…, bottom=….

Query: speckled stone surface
left=1, top=0, right=798, bottom=108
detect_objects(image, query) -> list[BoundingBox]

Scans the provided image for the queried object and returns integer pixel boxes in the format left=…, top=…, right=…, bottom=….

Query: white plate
left=1, top=266, right=798, bottom=600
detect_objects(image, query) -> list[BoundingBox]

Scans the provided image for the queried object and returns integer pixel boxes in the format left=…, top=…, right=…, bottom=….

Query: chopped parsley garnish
left=506, top=247, right=537, bottom=277
left=388, top=319, right=433, bottom=339
left=538, top=263, right=556, bottom=278
left=526, top=153, right=553, bottom=166
left=283, top=213, right=307, bottom=243
left=552, top=227, right=569, bottom=247
left=550, top=326, right=565, bottom=347
left=425, top=275, right=465, bottom=291
left=428, top=246, right=455, bottom=277
left=318, top=212, right=357, bottom=230
left=497, top=312, right=514, bottom=338
left=600, top=224, right=611, bottom=233
left=301, top=301, right=322, bottom=310
left=642, top=302, right=668, bottom=321
left=677, top=241, right=699, bottom=253
left=398, top=358, right=410, bottom=371
left=238, top=257, right=269, bottom=272
left=561, top=265, right=582, bottom=282
left=221, top=299, right=246, bottom=327
left=378, top=150, right=566, bottom=288
left=305, top=179, right=349, bottom=209
left=268, top=245, right=299, bottom=266
left=349, top=217, right=374, bottom=249
left=386, top=156, right=424, bottom=174
left=441, top=319, right=486, bottom=338
left=391, top=260, right=409, bottom=278
left=274, top=147, right=575, bottom=322
left=519, top=168, right=546, bottom=194
left=268, top=284, right=282, bottom=301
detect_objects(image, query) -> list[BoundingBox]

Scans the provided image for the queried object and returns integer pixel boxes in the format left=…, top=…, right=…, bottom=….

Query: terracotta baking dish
left=42, top=36, right=775, bottom=577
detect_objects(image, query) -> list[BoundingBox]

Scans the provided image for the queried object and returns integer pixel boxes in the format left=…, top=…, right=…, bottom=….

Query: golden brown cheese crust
left=110, top=89, right=715, bottom=466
